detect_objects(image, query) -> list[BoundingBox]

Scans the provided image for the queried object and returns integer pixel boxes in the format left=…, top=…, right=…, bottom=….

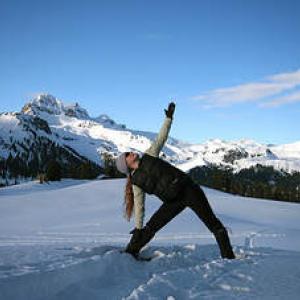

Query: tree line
left=0, top=136, right=103, bottom=186
left=2, top=142, right=299, bottom=204
left=188, top=164, right=300, bottom=203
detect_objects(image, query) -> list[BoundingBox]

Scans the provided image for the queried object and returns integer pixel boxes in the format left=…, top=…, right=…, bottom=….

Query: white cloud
left=268, top=69, right=300, bottom=85
left=260, top=90, right=300, bottom=108
left=192, top=69, right=300, bottom=108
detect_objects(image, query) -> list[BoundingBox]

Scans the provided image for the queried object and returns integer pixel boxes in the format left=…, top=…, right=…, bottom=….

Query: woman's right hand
left=129, top=228, right=141, bottom=234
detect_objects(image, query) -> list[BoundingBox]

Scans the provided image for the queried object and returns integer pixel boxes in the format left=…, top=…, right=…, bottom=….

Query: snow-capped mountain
left=0, top=94, right=192, bottom=170
left=1, top=93, right=300, bottom=176
left=178, top=139, right=300, bottom=174
left=21, top=94, right=89, bottom=119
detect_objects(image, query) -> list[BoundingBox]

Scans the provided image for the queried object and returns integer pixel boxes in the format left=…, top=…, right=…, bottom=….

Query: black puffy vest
left=131, top=153, right=190, bottom=202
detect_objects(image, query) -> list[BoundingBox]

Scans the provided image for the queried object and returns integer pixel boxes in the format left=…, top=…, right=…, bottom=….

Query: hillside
left=1, top=93, right=300, bottom=201
left=0, top=179, right=299, bottom=299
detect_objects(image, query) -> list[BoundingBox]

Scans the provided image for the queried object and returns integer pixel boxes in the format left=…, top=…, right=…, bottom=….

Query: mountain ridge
left=1, top=93, right=300, bottom=185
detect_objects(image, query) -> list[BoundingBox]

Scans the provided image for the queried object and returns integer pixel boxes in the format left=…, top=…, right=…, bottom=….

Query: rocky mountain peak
left=21, top=94, right=64, bottom=116
left=94, top=114, right=126, bottom=129
left=21, top=94, right=90, bottom=119
left=64, top=102, right=89, bottom=119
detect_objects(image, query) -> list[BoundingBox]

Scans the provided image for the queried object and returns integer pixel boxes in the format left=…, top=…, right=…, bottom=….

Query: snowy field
left=0, top=179, right=300, bottom=300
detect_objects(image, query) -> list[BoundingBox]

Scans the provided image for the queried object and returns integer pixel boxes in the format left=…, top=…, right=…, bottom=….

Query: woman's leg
left=182, top=182, right=235, bottom=259
left=125, top=201, right=186, bottom=256
left=181, top=183, right=224, bottom=232
left=145, top=200, right=186, bottom=232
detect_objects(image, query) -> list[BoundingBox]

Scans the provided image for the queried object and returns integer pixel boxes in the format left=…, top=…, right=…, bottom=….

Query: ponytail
left=124, top=173, right=134, bottom=221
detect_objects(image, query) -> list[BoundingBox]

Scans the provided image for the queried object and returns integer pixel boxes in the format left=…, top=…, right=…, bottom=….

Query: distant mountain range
left=1, top=93, right=300, bottom=186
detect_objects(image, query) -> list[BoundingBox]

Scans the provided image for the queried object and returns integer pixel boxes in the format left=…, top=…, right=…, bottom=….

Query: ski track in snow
left=0, top=179, right=300, bottom=299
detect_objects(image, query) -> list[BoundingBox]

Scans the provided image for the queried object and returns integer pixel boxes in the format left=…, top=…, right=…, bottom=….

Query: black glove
left=129, top=228, right=141, bottom=234
left=164, top=102, right=176, bottom=119
left=125, top=228, right=142, bottom=256
left=125, top=226, right=155, bottom=257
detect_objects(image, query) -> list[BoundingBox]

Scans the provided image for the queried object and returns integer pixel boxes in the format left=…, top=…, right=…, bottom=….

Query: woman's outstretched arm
left=145, top=102, right=175, bottom=158
left=132, top=185, right=145, bottom=229
left=145, top=117, right=172, bottom=158
left=133, top=117, right=173, bottom=229
left=132, top=102, right=175, bottom=229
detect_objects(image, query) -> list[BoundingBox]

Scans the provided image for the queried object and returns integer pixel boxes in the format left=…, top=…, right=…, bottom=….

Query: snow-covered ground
left=0, top=179, right=299, bottom=299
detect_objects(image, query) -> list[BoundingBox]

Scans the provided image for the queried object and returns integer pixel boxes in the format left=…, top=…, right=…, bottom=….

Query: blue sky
left=0, top=0, right=299, bottom=145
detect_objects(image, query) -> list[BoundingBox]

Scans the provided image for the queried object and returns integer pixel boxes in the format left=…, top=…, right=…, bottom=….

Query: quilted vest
left=131, top=153, right=190, bottom=202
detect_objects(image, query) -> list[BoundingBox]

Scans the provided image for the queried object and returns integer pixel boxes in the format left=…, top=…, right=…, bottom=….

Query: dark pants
left=126, top=180, right=235, bottom=258
left=146, top=180, right=224, bottom=234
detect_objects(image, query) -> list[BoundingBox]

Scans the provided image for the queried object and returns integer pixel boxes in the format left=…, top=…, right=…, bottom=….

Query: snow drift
left=0, top=179, right=299, bottom=299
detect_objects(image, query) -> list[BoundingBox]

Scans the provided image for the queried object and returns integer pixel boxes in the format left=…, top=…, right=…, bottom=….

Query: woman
left=116, top=102, right=235, bottom=259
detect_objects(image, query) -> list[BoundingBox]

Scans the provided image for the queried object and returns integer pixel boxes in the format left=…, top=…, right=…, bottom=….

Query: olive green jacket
left=132, top=116, right=173, bottom=229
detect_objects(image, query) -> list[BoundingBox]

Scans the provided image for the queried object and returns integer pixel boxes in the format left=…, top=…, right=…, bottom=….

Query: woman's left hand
left=164, top=102, right=176, bottom=119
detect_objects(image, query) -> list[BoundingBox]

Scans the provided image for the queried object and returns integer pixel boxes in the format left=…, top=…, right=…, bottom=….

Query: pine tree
left=78, top=161, right=98, bottom=179
left=46, top=160, right=62, bottom=181
left=101, top=152, right=122, bottom=178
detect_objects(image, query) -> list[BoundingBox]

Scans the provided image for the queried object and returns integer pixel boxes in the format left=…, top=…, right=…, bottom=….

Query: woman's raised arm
left=132, top=102, right=175, bottom=229
left=145, top=102, right=175, bottom=158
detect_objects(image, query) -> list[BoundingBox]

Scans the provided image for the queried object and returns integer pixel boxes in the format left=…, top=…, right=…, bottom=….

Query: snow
left=0, top=179, right=300, bottom=299
left=1, top=93, right=300, bottom=174
left=177, top=138, right=300, bottom=173
left=271, top=141, right=300, bottom=159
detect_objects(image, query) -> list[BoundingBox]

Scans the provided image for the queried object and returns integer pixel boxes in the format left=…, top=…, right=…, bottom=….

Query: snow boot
left=125, top=226, right=155, bottom=258
left=213, top=227, right=235, bottom=259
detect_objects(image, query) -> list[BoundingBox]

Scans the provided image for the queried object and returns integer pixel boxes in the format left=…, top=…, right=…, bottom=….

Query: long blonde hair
left=124, top=173, right=134, bottom=221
